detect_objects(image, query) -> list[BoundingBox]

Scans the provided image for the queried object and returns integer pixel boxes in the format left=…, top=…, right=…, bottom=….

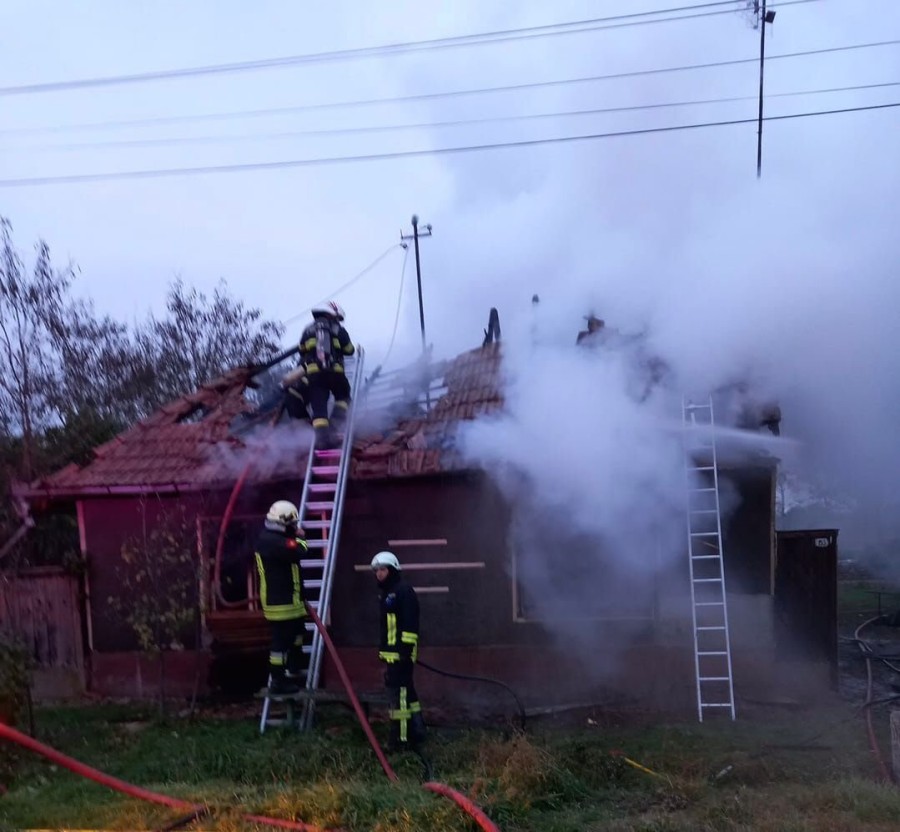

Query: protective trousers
left=307, top=372, right=352, bottom=445
left=385, top=660, right=426, bottom=749
left=268, top=617, right=309, bottom=682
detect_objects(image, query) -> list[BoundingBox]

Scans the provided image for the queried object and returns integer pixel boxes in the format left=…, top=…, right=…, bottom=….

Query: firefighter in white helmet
left=299, top=301, right=355, bottom=448
left=371, top=550, right=426, bottom=749
left=255, top=500, right=308, bottom=694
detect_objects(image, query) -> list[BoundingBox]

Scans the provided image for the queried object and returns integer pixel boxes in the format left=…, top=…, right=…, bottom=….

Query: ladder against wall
left=682, top=396, right=736, bottom=722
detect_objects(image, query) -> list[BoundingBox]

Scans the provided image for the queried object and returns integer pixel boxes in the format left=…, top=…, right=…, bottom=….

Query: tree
left=136, top=279, right=284, bottom=411
left=47, top=298, right=146, bottom=427
left=0, top=219, right=71, bottom=479
left=109, top=503, right=200, bottom=718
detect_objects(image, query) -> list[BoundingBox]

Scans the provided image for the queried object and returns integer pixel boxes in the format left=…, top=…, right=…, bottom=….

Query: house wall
left=327, top=467, right=788, bottom=712
left=81, top=495, right=209, bottom=654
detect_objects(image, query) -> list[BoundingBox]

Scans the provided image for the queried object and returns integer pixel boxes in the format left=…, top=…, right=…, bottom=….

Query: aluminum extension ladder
left=259, top=348, right=366, bottom=733
left=683, top=396, right=736, bottom=722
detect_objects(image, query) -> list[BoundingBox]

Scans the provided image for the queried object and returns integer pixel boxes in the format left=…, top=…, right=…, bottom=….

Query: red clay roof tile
left=24, top=344, right=504, bottom=495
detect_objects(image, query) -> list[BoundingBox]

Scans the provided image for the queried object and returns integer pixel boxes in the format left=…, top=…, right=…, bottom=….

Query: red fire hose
left=421, top=782, right=500, bottom=832
left=0, top=722, right=338, bottom=832
left=305, top=607, right=501, bottom=831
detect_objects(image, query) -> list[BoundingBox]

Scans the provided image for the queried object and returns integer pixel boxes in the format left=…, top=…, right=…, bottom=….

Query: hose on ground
left=417, top=659, right=527, bottom=731
left=306, top=608, right=501, bottom=831
left=853, top=614, right=894, bottom=783
left=0, top=722, right=338, bottom=832
left=305, top=606, right=397, bottom=782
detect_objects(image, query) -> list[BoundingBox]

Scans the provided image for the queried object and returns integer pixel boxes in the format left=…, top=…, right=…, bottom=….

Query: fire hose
left=0, top=721, right=334, bottom=832
left=0, top=618, right=501, bottom=832
left=305, top=606, right=502, bottom=832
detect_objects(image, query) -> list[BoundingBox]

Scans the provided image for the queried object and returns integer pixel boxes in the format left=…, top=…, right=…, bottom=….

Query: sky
left=2, top=1, right=899, bottom=554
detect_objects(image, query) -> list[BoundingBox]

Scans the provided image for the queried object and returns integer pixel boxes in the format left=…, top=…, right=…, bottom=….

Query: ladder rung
left=698, top=651, right=728, bottom=656
left=305, top=502, right=335, bottom=512
left=304, top=580, right=323, bottom=589
left=695, top=602, right=725, bottom=606
left=301, top=520, right=332, bottom=530
left=701, top=703, right=733, bottom=708
left=692, top=488, right=716, bottom=493
left=690, top=509, right=718, bottom=514
left=692, top=466, right=716, bottom=472
left=697, top=626, right=726, bottom=631
left=699, top=676, right=731, bottom=681
left=691, top=532, right=719, bottom=537
left=314, top=449, right=342, bottom=459
left=305, top=539, right=330, bottom=549
left=300, top=559, right=324, bottom=568
left=691, top=555, right=720, bottom=560
left=308, top=483, right=336, bottom=493
left=693, top=578, right=723, bottom=583
left=311, top=466, right=340, bottom=476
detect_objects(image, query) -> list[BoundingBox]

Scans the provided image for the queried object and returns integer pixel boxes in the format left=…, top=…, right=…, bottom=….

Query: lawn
left=2, top=696, right=899, bottom=832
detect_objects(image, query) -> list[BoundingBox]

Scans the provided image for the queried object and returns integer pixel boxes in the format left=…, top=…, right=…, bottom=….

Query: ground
left=2, top=570, right=900, bottom=832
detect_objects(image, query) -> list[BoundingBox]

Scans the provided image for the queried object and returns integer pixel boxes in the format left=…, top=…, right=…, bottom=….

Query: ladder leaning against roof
left=682, top=395, right=736, bottom=722
left=258, top=347, right=366, bottom=733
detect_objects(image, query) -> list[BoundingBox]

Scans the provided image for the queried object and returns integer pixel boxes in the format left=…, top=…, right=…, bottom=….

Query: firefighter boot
left=330, top=402, right=349, bottom=444
left=269, top=667, right=300, bottom=696
left=409, top=711, right=428, bottom=748
left=314, top=423, right=337, bottom=450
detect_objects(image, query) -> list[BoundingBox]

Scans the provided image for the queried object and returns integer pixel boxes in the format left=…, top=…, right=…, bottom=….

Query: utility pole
left=755, top=1, right=776, bottom=178
left=400, top=215, right=433, bottom=352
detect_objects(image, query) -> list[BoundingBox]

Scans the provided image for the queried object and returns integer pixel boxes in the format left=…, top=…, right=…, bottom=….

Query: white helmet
left=311, top=301, right=345, bottom=321
left=371, top=551, right=401, bottom=571
left=266, top=500, right=299, bottom=527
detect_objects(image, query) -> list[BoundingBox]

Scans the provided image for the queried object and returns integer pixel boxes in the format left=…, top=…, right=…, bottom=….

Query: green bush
left=0, top=636, right=30, bottom=725
left=0, top=636, right=31, bottom=786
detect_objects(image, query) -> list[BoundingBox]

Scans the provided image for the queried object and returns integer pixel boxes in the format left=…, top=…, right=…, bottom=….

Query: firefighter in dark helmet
left=299, top=301, right=355, bottom=448
left=371, top=551, right=426, bottom=750
left=255, top=500, right=309, bottom=695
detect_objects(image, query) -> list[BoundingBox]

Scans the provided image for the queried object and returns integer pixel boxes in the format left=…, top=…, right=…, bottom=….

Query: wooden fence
left=0, top=566, right=85, bottom=696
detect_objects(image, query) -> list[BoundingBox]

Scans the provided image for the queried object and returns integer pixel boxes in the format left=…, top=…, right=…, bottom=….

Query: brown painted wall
left=331, top=473, right=516, bottom=648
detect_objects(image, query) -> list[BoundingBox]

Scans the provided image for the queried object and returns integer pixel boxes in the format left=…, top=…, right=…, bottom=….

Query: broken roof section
left=354, top=343, right=502, bottom=478
left=18, top=344, right=505, bottom=499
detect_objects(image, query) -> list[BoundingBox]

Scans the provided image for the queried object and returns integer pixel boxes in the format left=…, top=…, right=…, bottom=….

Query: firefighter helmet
left=266, top=500, right=299, bottom=527
left=311, top=301, right=345, bottom=321
left=371, top=551, right=401, bottom=571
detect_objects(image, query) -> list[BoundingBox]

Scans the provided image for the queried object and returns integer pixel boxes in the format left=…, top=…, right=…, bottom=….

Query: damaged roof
left=353, top=343, right=502, bottom=478
left=19, top=344, right=504, bottom=498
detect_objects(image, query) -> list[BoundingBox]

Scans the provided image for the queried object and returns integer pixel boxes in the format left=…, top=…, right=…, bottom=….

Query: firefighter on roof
left=372, top=551, right=427, bottom=750
left=299, top=301, right=355, bottom=448
left=281, top=364, right=311, bottom=423
left=255, top=500, right=309, bottom=695
left=576, top=313, right=606, bottom=346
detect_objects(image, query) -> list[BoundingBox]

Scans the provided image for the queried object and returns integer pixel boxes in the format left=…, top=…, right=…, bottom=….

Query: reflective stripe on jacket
left=254, top=528, right=309, bottom=621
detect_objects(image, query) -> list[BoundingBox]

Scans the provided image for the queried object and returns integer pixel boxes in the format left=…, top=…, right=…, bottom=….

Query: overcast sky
left=0, top=1, right=897, bottom=365
left=2, top=1, right=899, bottom=548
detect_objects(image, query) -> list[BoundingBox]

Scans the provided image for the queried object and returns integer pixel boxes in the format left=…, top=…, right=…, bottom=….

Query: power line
left=8, top=81, right=898, bottom=153
left=379, top=245, right=412, bottom=370
left=0, top=0, right=821, bottom=97
left=281, top=244, right=402, bottom=327
left=1, top=101, right=896, bottom=188
left=3, top=35, right=891, bottom=138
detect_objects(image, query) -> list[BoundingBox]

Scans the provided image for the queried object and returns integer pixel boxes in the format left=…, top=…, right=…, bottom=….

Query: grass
left=2, top=698, right=899, bottom=832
